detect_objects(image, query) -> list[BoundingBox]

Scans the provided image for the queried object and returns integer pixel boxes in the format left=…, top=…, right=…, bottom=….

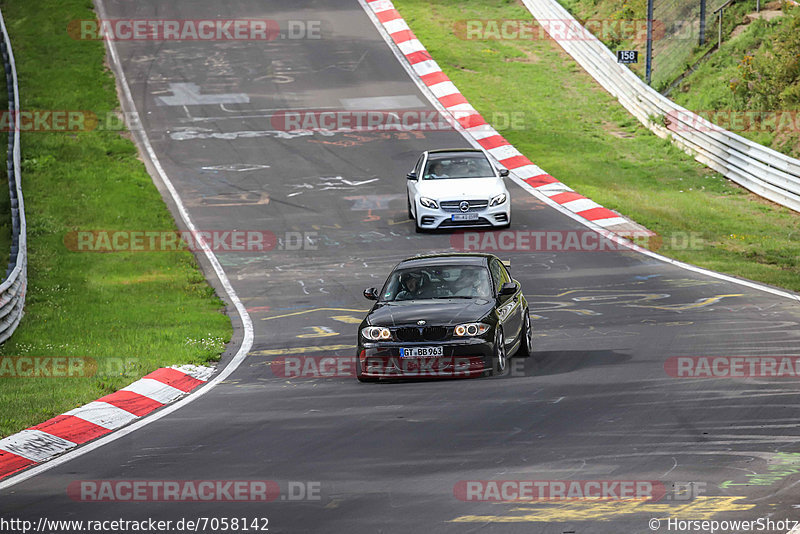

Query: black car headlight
left=361, top=326, right=392, bottom=341
left=453, top=322, right=490, bottom=337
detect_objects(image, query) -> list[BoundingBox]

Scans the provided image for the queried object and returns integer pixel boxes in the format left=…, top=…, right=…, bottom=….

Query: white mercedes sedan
left=406, top=148, right=511, bottom=232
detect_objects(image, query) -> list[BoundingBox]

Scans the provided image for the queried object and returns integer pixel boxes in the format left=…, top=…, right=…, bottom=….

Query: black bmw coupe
left=356, top=253, right=532, bottom=381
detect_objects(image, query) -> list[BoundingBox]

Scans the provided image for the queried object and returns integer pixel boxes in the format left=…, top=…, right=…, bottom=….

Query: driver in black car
left=395, top=272, right=427, bottom=301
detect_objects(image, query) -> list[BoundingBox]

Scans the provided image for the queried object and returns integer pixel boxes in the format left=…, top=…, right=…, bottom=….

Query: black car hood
left=367, top=299, right=495, bottom=327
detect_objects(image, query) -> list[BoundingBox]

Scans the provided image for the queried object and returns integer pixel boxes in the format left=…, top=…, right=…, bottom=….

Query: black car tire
left=356, top=358, right=378, bottom=383
left=491, top=328, right=508, bottom=376
left=407, top=195, right=414, bottom=219
left=518, top=310, right=533, bottom=358
left=414, top=217, right=424, bottom=233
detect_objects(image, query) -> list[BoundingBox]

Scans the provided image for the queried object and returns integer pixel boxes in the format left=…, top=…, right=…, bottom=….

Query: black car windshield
left=422, top=154, right=494, bottom=180
left=380, top=265, right=493, bottom=302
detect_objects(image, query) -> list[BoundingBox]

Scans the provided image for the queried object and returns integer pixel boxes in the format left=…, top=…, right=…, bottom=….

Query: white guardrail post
left=0, top=8, right=27, bottom=343
left=520, top=0, right=800, bottom=213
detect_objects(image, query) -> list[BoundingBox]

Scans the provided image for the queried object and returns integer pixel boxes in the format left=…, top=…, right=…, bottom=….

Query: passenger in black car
left=451, top=268, right=492, bottom=298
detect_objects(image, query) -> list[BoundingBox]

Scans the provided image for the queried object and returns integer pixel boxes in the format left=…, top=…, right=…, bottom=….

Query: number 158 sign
left=617, top=50, right=638, bottom=64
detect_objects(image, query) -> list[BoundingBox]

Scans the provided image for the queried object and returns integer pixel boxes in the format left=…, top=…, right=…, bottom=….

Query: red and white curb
left=364, top=0, right=648, bottom=236
left=0, top=364, right=213, bottom=480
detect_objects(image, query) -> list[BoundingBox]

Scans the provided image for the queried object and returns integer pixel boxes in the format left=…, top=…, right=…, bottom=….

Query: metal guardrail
left=0, top=8, right=27, bottom=343
left=520, top=0, right=800, bottom=213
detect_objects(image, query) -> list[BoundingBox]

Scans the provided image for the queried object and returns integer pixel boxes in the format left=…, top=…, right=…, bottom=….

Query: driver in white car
left=428, top=162, right=449, bottom=179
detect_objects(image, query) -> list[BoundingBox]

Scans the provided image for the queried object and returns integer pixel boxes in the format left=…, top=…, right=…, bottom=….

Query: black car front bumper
left=357, top=336, right=495, bottom=379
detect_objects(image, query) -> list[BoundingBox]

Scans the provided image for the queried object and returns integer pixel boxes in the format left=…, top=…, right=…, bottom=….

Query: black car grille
left=394, top=326, right=449, bottom=342
left=440, top=200, right=489, bottom=213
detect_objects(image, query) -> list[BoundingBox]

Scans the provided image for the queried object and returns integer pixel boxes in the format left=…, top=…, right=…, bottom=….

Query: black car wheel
left=519, top=310, right=533, bottom=358
left=407, top=195, right=414, bottom=219
left=492, top=328, right=508, bottom=376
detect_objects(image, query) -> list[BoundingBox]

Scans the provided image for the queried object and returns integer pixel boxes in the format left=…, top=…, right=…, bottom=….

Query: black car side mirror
left=363, top=287, right=379, bottom=300
left=406, top=172, right=418, bottom=180
left=498, top=168, right=509, bottom=178
left=499, top=282, right=517, bottom=296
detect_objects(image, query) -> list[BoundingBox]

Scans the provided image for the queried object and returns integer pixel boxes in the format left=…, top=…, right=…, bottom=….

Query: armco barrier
left=0, top=9, right=27, bottom=343
left=520, top=0, right=800, bottom=213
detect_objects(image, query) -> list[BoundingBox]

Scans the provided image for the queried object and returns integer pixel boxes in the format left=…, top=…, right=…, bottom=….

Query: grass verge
left=0, top=0, right=232, bottom=438
left=393, top=0, right=799, bottom=291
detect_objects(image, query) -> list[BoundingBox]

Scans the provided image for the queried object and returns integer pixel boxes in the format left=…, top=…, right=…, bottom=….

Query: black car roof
left=395, top=253, right=493, bottom=269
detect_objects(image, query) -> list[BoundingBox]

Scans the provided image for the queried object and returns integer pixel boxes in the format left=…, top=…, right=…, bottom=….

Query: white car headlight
left=419, top=197, right=439, bottom=209
left=490, top=193, right=507, bottom=206
left=453, top=322, right=490, bottom=337
left=361, top=326, right=392, bottom=341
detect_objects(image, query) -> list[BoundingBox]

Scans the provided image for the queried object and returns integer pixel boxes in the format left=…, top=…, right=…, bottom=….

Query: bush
left=732, top=6, right=800, bottom=110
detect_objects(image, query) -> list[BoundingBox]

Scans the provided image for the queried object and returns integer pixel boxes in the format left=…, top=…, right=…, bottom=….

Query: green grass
left=393, top=0, right=800, bottom=291
left=0, top=0, right=232, bottom=437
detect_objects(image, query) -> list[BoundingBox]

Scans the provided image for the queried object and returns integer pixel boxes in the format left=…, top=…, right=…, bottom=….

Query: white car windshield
left=380, top=266, right=493, bottom=301
left=423, top=155, right=495, bottom=180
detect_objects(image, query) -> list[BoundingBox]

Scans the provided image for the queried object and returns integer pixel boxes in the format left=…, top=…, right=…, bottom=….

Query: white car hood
left=416, top=177, right=506, bottom=200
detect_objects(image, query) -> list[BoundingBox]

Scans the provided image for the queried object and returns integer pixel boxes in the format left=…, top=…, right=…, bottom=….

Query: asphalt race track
left=3, top=1, right=800, bottom=532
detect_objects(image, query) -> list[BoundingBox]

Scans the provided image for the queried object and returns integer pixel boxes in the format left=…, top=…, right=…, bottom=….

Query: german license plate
left=451, top=213, right=479, bottom=221
left=400, top=346, right=444, bottom=358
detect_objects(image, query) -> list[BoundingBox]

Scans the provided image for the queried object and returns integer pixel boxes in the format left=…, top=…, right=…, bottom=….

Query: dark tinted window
left=489, top=259, right=510, bottom=293
left=380, top=265, right=492, bottom=301
left=422, top=153, right=494, bottom=180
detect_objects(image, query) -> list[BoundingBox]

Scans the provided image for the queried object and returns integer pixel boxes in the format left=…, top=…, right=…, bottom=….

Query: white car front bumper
left=416, top=199, right=510, bottom=229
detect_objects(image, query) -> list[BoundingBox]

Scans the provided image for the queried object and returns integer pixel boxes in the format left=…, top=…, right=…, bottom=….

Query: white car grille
left=440, top=200, right=489, bottom=213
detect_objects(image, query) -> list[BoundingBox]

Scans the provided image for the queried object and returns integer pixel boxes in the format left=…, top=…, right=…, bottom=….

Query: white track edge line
left=358, top=0, right=800, bottom=305
left=0, top=0, right=255, bottom=490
